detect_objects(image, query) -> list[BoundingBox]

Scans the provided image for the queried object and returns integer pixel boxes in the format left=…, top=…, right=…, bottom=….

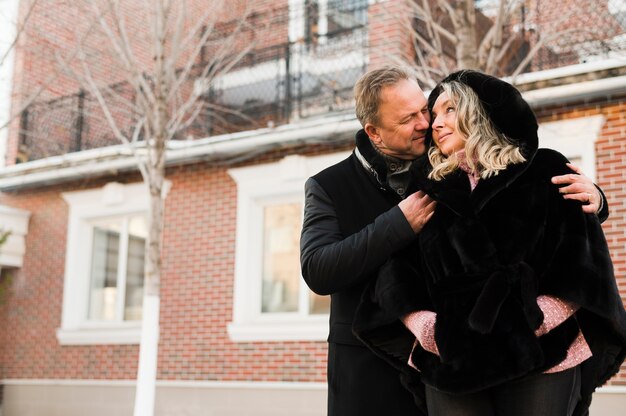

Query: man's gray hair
left=354, top=66, right=419, bottom=127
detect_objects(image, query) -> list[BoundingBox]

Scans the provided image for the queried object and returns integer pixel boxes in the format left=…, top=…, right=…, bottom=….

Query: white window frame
left=537, top=115, right=604, bottom=181
left=57, top=181, right=169, bottom=345
left=228, top=152, right=348, bottom=342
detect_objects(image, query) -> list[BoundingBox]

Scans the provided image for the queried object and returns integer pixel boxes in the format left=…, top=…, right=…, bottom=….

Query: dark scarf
left=355, top=130, right=413, bottom=198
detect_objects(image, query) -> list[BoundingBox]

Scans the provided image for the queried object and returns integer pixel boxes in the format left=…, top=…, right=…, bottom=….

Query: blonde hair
left=354, top=66, right=418, bottom=127
left=428, top=81, right=526, bottom=181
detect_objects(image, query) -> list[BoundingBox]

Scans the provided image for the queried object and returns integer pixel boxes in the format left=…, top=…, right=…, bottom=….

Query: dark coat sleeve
left=352, top=248, right=433, bottom=377
left=596, top=183, right=609, bottom=223
left=300, top=177, right=416, bottom=295
left=351, top=245, right=430, bottom=415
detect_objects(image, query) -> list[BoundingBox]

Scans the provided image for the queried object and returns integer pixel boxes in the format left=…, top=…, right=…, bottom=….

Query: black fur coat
left=353, top=71, right=626, bottom=416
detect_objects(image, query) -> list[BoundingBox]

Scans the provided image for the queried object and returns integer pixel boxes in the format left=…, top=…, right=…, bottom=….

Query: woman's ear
left=364, top=123, right=381, bottom=146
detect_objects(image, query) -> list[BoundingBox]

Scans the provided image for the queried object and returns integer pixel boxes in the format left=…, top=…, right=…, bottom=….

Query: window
left=260, top=202, right=331, bottom=315
left=57, top=181, right=167, bottom=345
left=609, top=0, right=626, bottom=31
left=537, top=115, right=604, bottom=181
left=228, top=152, right=347, bottom=342
left=303, top=0, right=367, bottom=45
left=87, top=216, right=146, bottom=322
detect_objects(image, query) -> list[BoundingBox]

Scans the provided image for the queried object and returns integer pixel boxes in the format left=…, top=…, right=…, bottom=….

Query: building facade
left=0, top=0, right=625, bottom=415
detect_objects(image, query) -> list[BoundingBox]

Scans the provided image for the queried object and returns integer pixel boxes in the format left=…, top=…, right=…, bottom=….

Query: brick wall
left=157, top=161, right=329, bottom=382
left=367, top=0, right=414, bottom=70
left=0, top=179, right=141, bottom=379
left=0, top=142, right=352, bottom=382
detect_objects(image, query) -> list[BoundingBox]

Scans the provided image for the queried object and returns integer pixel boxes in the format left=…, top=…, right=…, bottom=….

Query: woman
left=353, top=70, right=626, bottom=416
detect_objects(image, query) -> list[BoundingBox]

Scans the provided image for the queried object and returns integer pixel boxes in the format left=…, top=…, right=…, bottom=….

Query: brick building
left=0, top=0, right=625, bottom=415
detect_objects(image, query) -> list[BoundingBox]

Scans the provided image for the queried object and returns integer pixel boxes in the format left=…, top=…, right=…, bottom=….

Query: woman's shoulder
left=526, top=148, right=572, bottom=178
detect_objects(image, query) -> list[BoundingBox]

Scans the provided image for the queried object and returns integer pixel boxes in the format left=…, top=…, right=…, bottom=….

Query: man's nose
left=415, top=113, right=430, bottom=130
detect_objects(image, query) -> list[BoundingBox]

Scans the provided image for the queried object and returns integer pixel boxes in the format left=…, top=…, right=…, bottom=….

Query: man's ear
left=364, top=123, right=381, bottom=146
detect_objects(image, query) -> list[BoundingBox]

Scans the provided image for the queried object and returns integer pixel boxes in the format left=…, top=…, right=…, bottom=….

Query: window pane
left=309, top=291, right=330, bottom=315
left=569, top=156, right=582, bottom=166
left=262, top=204, right=302, bottom=313
left=88, top=222, right=121, bottom=321
left=124, top=216, right=146, bottom=321
left=327, top=0, right=368, bottom=34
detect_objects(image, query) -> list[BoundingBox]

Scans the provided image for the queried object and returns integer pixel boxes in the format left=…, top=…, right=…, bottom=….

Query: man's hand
left=551, top=163, right=602, bottom=214
left=399, top=191, right=436, bottom=233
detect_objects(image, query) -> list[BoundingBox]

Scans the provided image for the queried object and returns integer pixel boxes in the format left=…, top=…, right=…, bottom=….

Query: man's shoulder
left=312, top=152, right=357, bottom=182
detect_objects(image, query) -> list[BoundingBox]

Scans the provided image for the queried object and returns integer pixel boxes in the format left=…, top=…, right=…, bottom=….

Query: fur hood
left=427, top=70, right=539, bottom=161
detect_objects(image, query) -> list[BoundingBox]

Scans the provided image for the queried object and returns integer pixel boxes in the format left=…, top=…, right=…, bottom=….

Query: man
left=300, top=66, right=607, bottom=416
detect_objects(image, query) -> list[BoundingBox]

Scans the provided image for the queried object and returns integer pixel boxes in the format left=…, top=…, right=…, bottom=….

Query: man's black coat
left=301, top=131, right=425, bottom=416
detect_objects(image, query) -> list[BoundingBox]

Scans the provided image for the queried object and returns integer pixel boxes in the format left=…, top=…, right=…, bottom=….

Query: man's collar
left=355, top=129, right=389, bottom=183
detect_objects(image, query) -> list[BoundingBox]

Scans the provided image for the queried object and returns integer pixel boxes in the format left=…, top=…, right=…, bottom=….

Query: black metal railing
left=17, top=0, right=369, bottom=162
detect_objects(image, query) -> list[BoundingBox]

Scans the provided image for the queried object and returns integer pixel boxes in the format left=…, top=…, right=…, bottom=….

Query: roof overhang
left=3, top=59, right=626, bottom=191
left=0, top=112, right=360, bottom=191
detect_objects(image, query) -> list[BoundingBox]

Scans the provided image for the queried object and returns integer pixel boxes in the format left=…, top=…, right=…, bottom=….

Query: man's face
left=364, top=78, right=430, bottom=160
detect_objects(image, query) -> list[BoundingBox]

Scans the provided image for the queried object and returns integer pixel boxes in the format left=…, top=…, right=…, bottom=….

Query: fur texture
left=353, top=71, right=626, bottom=416
left=355, top=148, right=626, bottom=413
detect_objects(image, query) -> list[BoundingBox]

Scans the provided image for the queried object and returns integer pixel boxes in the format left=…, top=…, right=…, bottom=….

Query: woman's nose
left=431, top=114, right=443, bottom=129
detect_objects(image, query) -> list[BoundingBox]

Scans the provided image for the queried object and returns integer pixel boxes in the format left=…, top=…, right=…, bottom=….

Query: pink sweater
left=402, top=295, right=592, bottom=373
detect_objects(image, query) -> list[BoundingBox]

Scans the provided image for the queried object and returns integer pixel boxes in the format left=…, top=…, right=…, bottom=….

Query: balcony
left=16, top=1, right=369, bottom=163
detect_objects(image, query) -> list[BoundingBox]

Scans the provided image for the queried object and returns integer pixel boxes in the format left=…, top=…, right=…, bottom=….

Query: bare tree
left=50, top=1, right=265, bottom=415
left=390, top=0, right=626, bottom=88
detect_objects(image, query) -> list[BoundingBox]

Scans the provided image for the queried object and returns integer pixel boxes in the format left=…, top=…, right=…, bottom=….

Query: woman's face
left=431, top=91, right=466, bottom=156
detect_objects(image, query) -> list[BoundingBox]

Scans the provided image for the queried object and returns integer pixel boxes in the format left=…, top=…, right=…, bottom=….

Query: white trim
left=595, top=386, right=626, bottom=394
left=0, top=204, right=31, bottom=268
left=0, top=113, right=360, bottom=190
left=157, top=380, right=327, bottom=390
left=1, top=378, right=327, bottom=390
left=510, top=58, right=626, bottom=85
left=2, top=379, right=137, bottom=387
left=2, top=377, right=623, bottom=394
left=227, top=320, right=330, bottom=342
left=1, top=377, right=622, bottom=394
left=522, top=75, right=626, bottom=106
left=55, top=325, right=141, bottom=345
left=227, top=151, right=348, bottom=342
left=57, top=181, right=168, bottom=346
left=538, top=115, right=605, bottom=182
